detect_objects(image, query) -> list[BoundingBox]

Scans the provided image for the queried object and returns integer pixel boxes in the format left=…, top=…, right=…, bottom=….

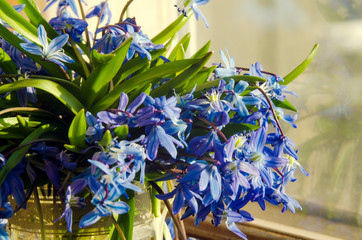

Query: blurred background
left=39, top=0, right=362, bottom=238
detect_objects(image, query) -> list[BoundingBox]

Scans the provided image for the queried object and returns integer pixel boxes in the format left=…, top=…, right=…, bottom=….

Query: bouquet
left=0, top=0, right=317, bottom=239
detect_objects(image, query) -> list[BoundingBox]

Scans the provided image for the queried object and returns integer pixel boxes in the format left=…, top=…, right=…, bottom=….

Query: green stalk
left=110, top=216, right=127, bottom=240
left=68, top=37, right=90, bottom=78
left=33, top=188, right=46, bottom=240
left=151, top=181, right=162, bottom=218
left=119, top=0, right=134, bottom=22
left=92, top=0, right=109, bottom=47
left=110, top=190, right=135, bottom=240
left=77, top=0, right=91, bottom=51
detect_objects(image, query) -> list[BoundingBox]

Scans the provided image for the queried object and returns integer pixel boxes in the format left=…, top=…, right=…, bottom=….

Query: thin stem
left=196, top=116, right=228, bottom=143
left=4, top=138, right=68, bottom=158
left=257, top=86, right=285, bottom=136
left=149, top=181, right=187, bottom=240
left=119, top=0, right=134, bottom=22
left=14, top=179, right=37, bottom=213
left=77, top=0, right=91, bottom=51
left=110, top=215, right=127, bottom=240
left=68, top=37, right=90, bottom=78
left=33, top=188, right=46, bottom=240
left=92, top=0, right=109, bottom=47
left=237, top=67, right=280, bottom=82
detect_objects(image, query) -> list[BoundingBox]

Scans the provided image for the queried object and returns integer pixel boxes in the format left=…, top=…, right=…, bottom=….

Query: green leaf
left=0, top=124, right=54, bottom=186
left=0, top=0, right=39, bottom=44
left=0, top=117, right=41, bottom=130
left=168, top=44, right=186, bottom=62
left=168, top=33, right=191, bottom=61
left=151, top=11, right=192, bottom=45
left=0, top=48, right=17, bottom=73
left=0, top=79, right=84, bottom=114
left=222, top=123, right=260, bottom=138
left=64, top=144, right=82, bottom=153
left=113, top=48, right=166, bottom=86
left=273, top=99, right=297, bottom=112
left=191, top=40, right=211, bottom=59
left=16, top=115, right=28, bottom=128
left=91, top=59, right=198, bottom=113
left=151, top=52, right=213, bottom=97
left=99, top=130, right=112, bottom=147
left=183, top=65, right=216, bottom=93
left=81, top=38, right=133, bottom=108
left=114, top=125, right=128, bottom=140
left=68, top=109, right=87, bottom=148
left=195, top=75, right=266, bottom=92
left=282, top=44, right=319, bottom=85
left=90, top=50, right=115, bottom=68
left=0, top=24, right=66, bottom=78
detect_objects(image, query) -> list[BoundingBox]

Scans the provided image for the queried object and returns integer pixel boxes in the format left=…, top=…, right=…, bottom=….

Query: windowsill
left=183, top=202, right=361, bottom=240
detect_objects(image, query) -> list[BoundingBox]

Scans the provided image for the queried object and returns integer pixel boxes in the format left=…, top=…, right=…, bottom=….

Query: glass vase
left=8, top=185, right=154, bottom=240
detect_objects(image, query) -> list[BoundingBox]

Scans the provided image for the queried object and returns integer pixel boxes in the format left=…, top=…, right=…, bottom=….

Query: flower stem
left=110, top=215, right=127, bottom=240
left=77, top=0, right=91, bottom=51
left=119, top=0, right=134, bottom=22
left=33, top=188, right=46, bottom=240
left=4, top=138, right=68, bottom=158
left=196, top=116, right=229, bottom=142
left=257, top=86, right=285, bottom=136
left=92, top=0, right=109, bottom=47
left=68, top=37, right=90, bottom=78
left=149, top=181, right=188, bottom=240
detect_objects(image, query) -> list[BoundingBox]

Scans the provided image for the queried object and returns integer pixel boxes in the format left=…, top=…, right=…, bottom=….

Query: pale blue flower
left=20, top=25, right=74, bottom=70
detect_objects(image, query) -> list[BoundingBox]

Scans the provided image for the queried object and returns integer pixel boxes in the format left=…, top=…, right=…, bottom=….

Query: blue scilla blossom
left=188, top=130, right=223, bottom=161
left=143, top=95, right=181, bottom=123
left=86, top=112, right=104, bottom=144
left=0, top=218, right=10, bottom=240
left=50, top=9, right=88, bottom=43
left=189, top=80, right=233, bottom=126
left=175, top=0, right=210, bottom=28
left=215, top=49, right=237, bottom=78
left=86, top=1, right=112, bottom=25
left=0, top=155, right=26, bottom=209
left=225, top=79, right=261, bottom=117
left=79, top=186, right=129, bottom=228
left=20, top=25, right=74, bottom=70
left=93, top=26, right=126, bottom=54
left=224, top=210, right=254, bottom=240
left=55, top=181, right=86, bottom=232
left=119, top=18, right=163, bottom=61
left=144, top=124, right=183, bottom=160
left=111, top=136, right=147, bottom=183
left=246, top=127, right=289, bottom=188
left=97, top=92, right=146, bottom=128
left=157, top=182, right=200, bottom=215
left=44, top=0, right=85, bottom=17
left=266, top=133, right=299, bottom=160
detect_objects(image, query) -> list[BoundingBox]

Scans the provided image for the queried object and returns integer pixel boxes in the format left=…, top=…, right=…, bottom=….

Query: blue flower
left=215, top=49, right=237, bottom=78
left=86, top=1, right=112, bottom=25
left=20, top=25, right=74, bottom=70
left=176, top=0, right=210, bottom=28
left=225, top=79, right=261, bottom=117
left=0, top=218, right=10, bottom=240
left=79, top=186, right=129, bottom=228
left=50, top=9, right=88, bottom=43
left=44, top=0, right=84, bottom=17
left=144, top=125, right=183, bottom=160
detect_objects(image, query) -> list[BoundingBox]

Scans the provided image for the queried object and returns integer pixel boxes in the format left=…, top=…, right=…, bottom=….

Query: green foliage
left=282, top=44, right=319, bottom=85
left=68, top=109, right=87, bottom=148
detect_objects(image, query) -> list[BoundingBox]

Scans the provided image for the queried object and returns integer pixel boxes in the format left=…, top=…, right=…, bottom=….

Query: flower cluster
left=0, top=0, right=315, bottom=239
